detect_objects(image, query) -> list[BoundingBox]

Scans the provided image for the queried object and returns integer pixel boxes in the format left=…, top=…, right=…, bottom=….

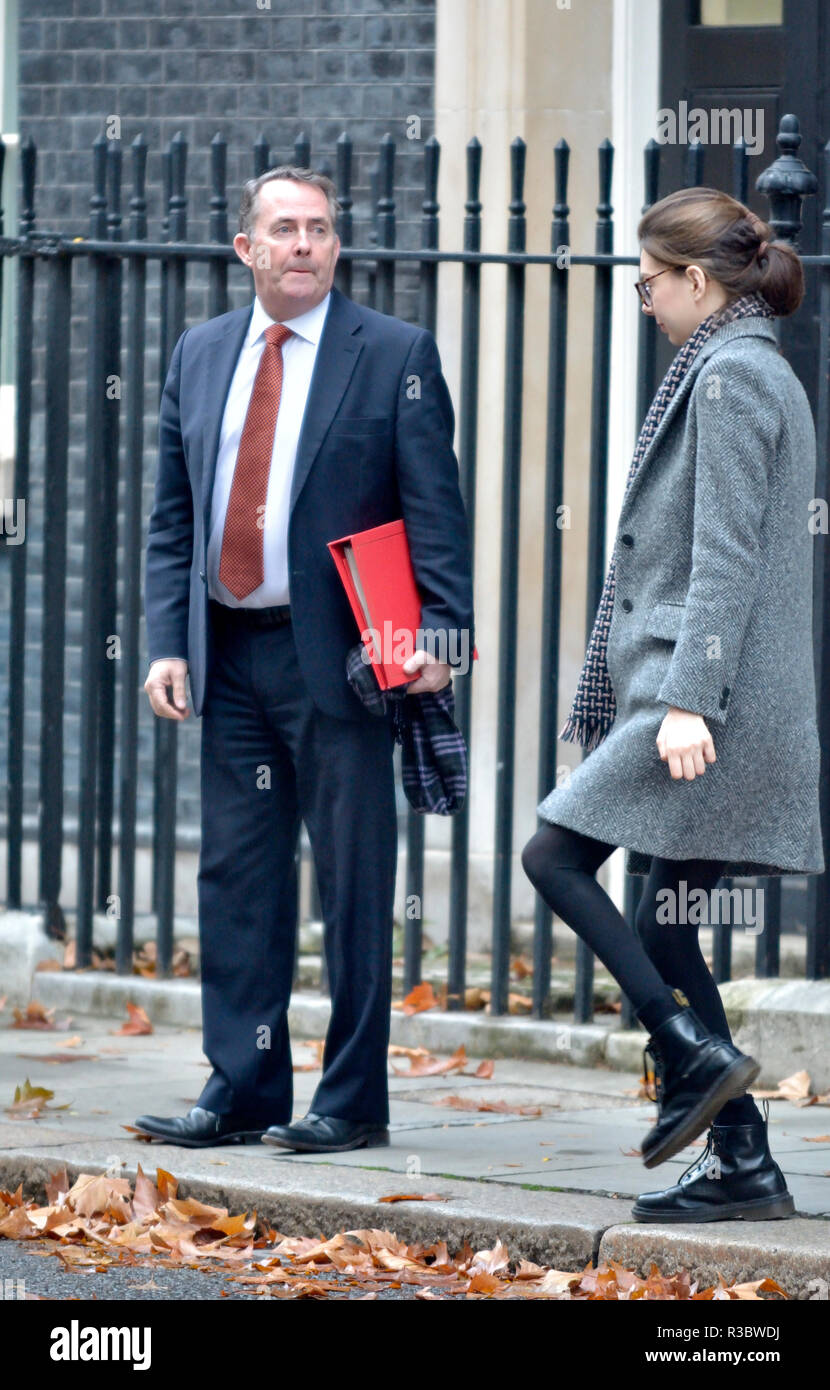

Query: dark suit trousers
left=194, top=605, right=398, bottom=1126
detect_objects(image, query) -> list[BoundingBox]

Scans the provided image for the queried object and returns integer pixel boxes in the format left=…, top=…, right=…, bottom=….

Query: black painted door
left=657, top=0, right=827, bottom=399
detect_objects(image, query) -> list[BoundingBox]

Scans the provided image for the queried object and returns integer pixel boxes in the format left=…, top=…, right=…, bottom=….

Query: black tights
left=521, top=821, right=762, bottom=1126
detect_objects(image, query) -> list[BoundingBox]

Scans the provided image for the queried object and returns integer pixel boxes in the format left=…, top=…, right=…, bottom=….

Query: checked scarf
left=559, top=291, right=775, bottom=751
left=345, top=643, right=468, bottom=815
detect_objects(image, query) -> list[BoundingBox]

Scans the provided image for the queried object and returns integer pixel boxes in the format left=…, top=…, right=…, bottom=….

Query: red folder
left=327, top=518, right=477, bottom=690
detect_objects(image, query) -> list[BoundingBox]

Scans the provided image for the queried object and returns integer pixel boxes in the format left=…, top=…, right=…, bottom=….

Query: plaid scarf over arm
left=345, top=643, right=468, bottom=814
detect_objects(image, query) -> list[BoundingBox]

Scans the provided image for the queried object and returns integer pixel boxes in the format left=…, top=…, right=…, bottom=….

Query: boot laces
left=676, top=1096, right=771, bottom=1185
left=677, top=1127, right=717, bottom=1184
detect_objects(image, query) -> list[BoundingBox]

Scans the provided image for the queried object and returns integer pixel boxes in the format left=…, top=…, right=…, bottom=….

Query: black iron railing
left=1, top=114, right=828, bottom=1022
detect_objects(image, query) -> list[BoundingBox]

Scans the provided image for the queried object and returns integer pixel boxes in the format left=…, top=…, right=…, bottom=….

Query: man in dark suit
left=135, top=167, right=474, bottom=1153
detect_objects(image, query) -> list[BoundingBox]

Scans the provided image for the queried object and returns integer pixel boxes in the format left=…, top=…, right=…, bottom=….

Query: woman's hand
left=657, top=706, right=716, bottom=780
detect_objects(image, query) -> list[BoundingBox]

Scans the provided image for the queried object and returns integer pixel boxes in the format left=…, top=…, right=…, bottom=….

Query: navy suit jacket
left=144, top=284, right=476, bottom=721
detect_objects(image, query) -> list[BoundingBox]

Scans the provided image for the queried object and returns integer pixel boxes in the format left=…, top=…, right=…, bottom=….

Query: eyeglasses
left=634, top=266, right=682, bottom=307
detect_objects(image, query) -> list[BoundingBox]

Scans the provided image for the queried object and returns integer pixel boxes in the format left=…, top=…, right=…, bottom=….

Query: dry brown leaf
left=777, top=1070, right=812, bottom=1099
left=434, top=1095, right=543, bottom=1116
left=67, top=1173, right=134, bottom=1220
left=511, top=956, right=533, bottom=979
left=390, top=1044, right=467, bottom=1077
left=114, top=1002, right=153, bottom=1036
left=56, top=1247, right=113, bottom=1269
left=467, top=1270, right=504, bottom=1293
left=469, top=1240, right=511, bottom=1276
left=395, top=982, right=440, bottom=1016
left=464, top=987, right=489, bottom=1010
left=0, top=1207, right=40, bottom=1238
left=475, top=1059, right=495, bottom=1079
left=377, top=1193, right=447, bottom=1203
left=5, top=1078, right=71, bottom=1119
left=754, top=1068, right=813, bottom=1102
left=15, top=1052, right=98, bottom=1064
left=11, top=1001, right=56, bottom=1031
left=34, top=959, right=61, bottom=973
left=729, top=1277, right=788, bottom=1299
left=121, top=1124, right=156, bottom=1142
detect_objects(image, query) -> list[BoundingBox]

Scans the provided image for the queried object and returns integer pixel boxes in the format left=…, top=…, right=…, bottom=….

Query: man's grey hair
left=237, top=166, right=341, bottom=241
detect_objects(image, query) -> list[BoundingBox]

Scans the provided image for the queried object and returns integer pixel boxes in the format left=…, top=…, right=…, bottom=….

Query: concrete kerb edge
left=0, top=1147, right=627, bottom=1273
left=20, top=970, right=830, bottom=1087
left=0, top=1147, right=825, bottom=1295
left=25, top=970, right=622, bottom=1066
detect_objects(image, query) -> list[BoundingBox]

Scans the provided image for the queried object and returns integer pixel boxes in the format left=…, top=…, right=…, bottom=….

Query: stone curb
left=0, top=1143, right=826, bottom=1297
left=28, top=971, right=830, bottom=1089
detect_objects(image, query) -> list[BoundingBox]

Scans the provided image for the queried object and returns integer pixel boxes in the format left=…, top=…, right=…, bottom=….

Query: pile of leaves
left=0, top=1167, right=787, bottom=1299
left=33, top=941, right=193, bottom=978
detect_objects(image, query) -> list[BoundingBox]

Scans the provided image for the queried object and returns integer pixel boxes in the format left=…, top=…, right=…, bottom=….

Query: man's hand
left=657, top=705, right=716, bottom=780
left=401, top=650, right=452, bottom=695
left=145, top=658, right=190, bottom=720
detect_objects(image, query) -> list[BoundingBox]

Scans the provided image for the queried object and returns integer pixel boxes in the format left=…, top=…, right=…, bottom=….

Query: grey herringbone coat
left=537, top=317, right=825, bottom=879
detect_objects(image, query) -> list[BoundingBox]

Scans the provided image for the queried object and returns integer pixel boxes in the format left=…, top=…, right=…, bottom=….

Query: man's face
left=233, top=178, right=340, bottom=320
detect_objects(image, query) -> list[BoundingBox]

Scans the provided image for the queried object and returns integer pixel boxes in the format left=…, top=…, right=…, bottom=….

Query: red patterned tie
left=219, top=322, right=294, bottom=599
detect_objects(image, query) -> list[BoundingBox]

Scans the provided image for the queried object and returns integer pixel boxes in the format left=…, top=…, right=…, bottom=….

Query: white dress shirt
left=206, top=289, right=332, bottom=608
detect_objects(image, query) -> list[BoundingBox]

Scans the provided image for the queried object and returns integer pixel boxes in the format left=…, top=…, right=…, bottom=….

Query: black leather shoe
left=132, top=1106, right=269, bottom=1148
left=261, top=1112, right=390, bottom=1152
left=639, top=1002, right=760, bottom=1168
left=632, top=1100, right=795, bottom=1222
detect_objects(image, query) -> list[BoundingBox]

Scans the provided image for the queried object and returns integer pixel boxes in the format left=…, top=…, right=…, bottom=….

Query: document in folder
left=327, top=518, right=476, bottom=690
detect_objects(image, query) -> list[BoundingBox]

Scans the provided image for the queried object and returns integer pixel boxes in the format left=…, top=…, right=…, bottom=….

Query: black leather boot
left=632, top=1100, right=795, bottom=1222
left=639, top=996, right=760, bottom=1168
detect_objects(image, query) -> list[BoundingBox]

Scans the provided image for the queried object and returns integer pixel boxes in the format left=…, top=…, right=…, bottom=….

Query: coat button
left=719, top=685, right=730, bottom=709
left=621, top=598, right=633, bottom=612
left=621, top=533, right=634, bottom=547
left=199, top=571, right=206, bottom=582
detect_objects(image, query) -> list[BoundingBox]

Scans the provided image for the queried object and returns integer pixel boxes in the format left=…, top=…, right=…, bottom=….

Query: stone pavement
left=0, top=1008, right=828, bottom=1296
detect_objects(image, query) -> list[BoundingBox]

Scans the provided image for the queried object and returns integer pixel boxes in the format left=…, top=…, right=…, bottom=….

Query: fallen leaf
left=15, top=1053, right=98, bottom=1064
left=395, top=982, right=439, bottom=1016
left=434, top=1095, right=543, bottom=1116
left=11, top=1002, right=56, bottom=1031
left=114, top=1003, right=153, bottom=1036
left=4, top=1078, right=71, bottom=1119
left=464, top=988, right=489, bottom=1010
left=754, top=1069, right=813, bottom=1103
left=391, top=1045, right=467, bottom=1077
left=121, top=1124, right=156, bottom=1142
left=377, top=1193, right=447, bottom=1203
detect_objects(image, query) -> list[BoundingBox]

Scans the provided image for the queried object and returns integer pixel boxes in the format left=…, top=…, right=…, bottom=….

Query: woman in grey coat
left=522, top=187, right=825, bottom=1224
